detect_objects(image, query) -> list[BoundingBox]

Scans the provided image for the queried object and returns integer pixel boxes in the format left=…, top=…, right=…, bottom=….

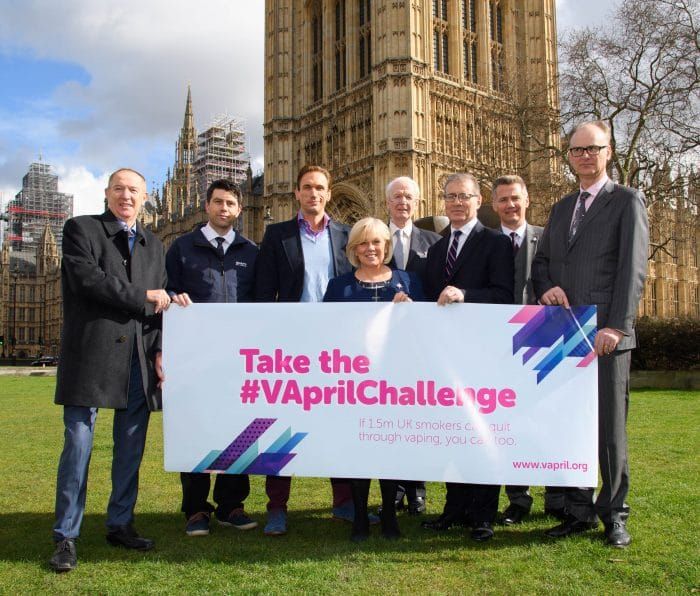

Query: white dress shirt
left=201, top=223, right=235, bottom=254
left=448, top=217, right=479, bottom=259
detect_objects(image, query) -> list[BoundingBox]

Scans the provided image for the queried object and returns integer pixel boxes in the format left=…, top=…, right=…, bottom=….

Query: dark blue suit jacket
left=323, top=269, right=424, bottom=302
left=254, top=217, right=351, bottom=302
left=423, top=220, right=514, bottom=304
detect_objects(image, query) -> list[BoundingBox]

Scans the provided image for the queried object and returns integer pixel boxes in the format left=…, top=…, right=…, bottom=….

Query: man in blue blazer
left=254, top=165, right=354, bottom=536
left=532, top=121, right=648, bottom=548
left=421, top=172, right=514, bottom=542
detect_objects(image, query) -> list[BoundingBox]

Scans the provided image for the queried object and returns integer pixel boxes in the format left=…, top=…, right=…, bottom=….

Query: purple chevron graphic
left=206, top=418, right=276, bottom=471
left=509, top=305, right=597, bottom=383
left=194, top=417, right=308, bottom=476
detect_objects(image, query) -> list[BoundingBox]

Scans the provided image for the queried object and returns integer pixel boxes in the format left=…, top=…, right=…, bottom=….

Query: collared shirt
left=389, top=220, right=413, bottom=268
left=297, top=210, right=330, bottom=242
left=579, top=175, right=609, bottom=211
left=448, top=217, right=479, bottom=259
left=201, top=222, right=236, bottom=254
left=501, top=221, right=527, bottom=249
left=117, top=219, right=137, bottom=252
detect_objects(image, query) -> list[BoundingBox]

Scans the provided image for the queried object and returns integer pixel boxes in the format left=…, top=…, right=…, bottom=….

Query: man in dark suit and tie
left=255, top=164, right=357, bottom=535
left=532, top=121, right=648, bottom=548
left=421, top=172, right=514, bottom=542
left=490, top=174, right=566, bottom=525
left=385, top=176, right=441, bottom=515
left=49, top=168, right=171, bottom=572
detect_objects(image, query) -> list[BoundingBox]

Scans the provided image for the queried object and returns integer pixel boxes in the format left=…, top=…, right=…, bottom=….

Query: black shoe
left=545, top=515, right=598, bottom=538
left=544, top=506, right=567, bottom=521
left=49, top=538, right=77, bottom=572
left=106, top=524, right=155, bottom=551
left=407, top=497, right=426, bottom=515
left=421, top=514, right=455, bottom=531
left=605, top=521, right=631, bottom=548
left=499, top=504, right=529, bottom=525
left=380, top=512, right=401, bottom=540
left=471, top=521, right=495, bottom=542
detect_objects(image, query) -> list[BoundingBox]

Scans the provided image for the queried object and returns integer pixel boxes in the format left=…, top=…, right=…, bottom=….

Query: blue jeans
left=53, top=354, right=151, bottom=540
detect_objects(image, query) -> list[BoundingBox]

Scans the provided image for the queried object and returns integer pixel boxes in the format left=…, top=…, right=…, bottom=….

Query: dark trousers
left=442, top=482, right=500, bottom=524
left=564, top=350, right=631, bottom=524
left=265, top=476, right=352, bottom=511
left=181, top=472, right=250, bottom=519
left=505, top=485, right=567, bottom=511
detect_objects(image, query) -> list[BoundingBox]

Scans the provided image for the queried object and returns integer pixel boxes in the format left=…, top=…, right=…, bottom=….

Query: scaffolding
left=6, top=162, right=73, bottom=257
left=193, top=115, right=249, bottom=203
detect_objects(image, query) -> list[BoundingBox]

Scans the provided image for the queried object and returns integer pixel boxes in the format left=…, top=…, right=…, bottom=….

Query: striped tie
left=445, top=230, right=462, bottom=279
left=568, top=191, right=590, bottom=244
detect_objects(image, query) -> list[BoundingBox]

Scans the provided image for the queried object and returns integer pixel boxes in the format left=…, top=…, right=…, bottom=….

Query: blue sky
left=0, top=0, right=614, bottom=217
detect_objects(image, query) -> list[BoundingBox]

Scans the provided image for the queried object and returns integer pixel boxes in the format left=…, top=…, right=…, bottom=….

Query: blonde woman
left=323, top=217, right=423, bottom=541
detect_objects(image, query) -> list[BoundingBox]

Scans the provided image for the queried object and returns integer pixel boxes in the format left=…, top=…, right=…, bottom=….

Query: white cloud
left=0, top=0, right=264, bottom=208
left=54, top=165, right=109, bottom=217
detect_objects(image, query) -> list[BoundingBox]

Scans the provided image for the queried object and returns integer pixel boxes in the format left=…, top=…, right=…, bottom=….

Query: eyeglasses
left=568, top=145, right=608, bottom=157
left=443, top=193, right=479, bottom=203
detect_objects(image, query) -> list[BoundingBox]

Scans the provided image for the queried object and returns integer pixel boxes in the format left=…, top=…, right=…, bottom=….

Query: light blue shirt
left=299, top=227, right=334, bottom=302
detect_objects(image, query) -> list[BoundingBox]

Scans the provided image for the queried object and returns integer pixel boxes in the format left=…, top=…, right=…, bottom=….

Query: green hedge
left=631, top=317, right=700, bottom=371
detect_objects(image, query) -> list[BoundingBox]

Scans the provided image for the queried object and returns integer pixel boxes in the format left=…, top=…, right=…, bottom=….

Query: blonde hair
left=346, top=217, right=393, bottom=268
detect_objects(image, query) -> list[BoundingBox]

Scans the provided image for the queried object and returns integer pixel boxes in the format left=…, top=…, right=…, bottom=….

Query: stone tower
left=263, top=0, right=560, bottom=225
left=163, top=85, right=198, bottom=220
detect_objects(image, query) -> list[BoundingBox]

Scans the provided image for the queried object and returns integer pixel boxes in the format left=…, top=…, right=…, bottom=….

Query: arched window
left=462, top=0, right=477, bottom=84
left=433, top=0, right=449, bottom=74
left=490, top=1, right=504, bottom=91
left=358, top=0, right=372, bottom=79
left=335, top=0, right=347, bottom=91
left=311, top=1, right=323, bottom=102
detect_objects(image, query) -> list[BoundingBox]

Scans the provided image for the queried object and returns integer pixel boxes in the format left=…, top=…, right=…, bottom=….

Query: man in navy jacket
left=166, top=179, right=258, bottom=537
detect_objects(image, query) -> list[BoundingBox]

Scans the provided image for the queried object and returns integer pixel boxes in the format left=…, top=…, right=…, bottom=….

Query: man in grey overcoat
left=49, top=168, right=171, bottom=572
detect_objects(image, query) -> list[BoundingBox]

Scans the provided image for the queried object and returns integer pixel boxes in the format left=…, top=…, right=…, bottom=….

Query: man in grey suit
left=386, top=176, right=441, bottom=280
left=532, top=121, right=648, bottom=548
left=491, top=174, right=566, bottom=525
left=50, top=168, right=171, bottom=572
left=385, top=176, right=440, bottom=514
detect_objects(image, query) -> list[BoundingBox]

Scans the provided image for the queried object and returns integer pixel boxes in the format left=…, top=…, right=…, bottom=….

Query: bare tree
left=558, top=0, right=699, bottom=259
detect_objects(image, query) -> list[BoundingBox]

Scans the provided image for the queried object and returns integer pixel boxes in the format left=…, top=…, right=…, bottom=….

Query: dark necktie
left=568, top=191, right=590, bottom=243
left=215, top=236, right=226, bottom=260
left=510, top=231, right=519, bottom=255
left=445, top=230, right=462, bottom=279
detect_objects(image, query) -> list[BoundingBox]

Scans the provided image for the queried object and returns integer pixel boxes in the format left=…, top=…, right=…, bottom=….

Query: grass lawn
left=0, top=377, right=697, bottom=594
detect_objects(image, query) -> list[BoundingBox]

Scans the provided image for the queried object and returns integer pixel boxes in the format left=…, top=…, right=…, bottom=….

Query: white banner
left=163, top=303, right=599, bottom=486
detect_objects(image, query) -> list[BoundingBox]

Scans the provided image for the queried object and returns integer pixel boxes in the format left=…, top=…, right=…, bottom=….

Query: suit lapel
left=282, top=220, right=304, bottom=273
left=569, top=180, right=615, bottom=249
left=406, top=227, right=425, bottom=269
left=329, top=221, right=346, bottom=276
left=448, top=221, right=482, bottom=282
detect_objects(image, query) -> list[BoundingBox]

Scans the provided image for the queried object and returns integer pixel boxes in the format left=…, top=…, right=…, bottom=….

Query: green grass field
left=0, top=377, right=697, bottom=594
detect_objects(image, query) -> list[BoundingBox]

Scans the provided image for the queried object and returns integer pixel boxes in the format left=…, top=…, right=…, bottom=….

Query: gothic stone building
left=263, top=0, right=560, bottom=225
